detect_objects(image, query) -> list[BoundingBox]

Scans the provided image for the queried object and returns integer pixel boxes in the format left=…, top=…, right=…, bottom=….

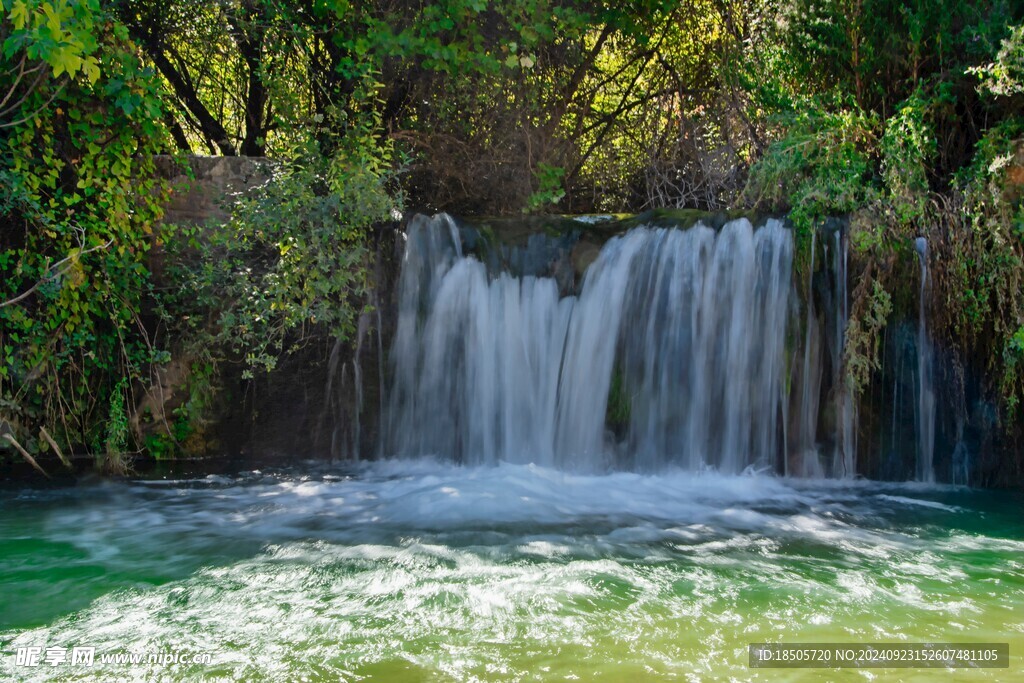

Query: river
left=2, top=460, right=1022, bottom=681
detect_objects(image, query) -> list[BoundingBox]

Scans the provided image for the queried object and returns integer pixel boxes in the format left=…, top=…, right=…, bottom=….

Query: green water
left=1, top=460, right=1022, bottom=681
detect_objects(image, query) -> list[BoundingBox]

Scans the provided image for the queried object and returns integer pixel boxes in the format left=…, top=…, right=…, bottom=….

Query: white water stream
left=386, top=215, right=793, bottom=473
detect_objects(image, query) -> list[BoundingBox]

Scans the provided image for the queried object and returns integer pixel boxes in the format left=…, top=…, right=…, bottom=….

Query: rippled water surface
left=2, top=460, right=1023, bottom=681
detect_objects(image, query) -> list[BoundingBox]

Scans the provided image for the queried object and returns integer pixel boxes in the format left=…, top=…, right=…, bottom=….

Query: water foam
left=2, top=462, right=1020, bottom=682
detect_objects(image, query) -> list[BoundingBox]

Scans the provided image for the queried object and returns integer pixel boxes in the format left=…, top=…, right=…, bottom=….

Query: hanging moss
left=845, top=279, right=893, bottom=397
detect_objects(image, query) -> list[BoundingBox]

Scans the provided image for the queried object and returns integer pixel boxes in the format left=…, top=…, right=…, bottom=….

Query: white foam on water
left=3, top=461, right=1022, bottom=682
left=875, top=493, right=961, bottom=512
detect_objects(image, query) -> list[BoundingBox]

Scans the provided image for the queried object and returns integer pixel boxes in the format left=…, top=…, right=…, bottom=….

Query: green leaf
left=83, top=56, right=99, bottom=84
left=10, top=1, right=29, bottom=30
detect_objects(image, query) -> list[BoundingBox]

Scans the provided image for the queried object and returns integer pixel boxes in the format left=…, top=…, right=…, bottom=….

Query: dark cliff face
left=209, top=225, right=405, bottom=463
left=854, top=275, right=1020, bottom=488
left=795, top=224, right=1021, bottom=489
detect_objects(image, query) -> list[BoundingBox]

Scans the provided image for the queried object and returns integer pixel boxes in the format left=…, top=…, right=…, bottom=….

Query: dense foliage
left=2, top=0, right=1023, bottom=469
left=742, top=0, right=1024, bottom=422
left=1, top=0, right=169, bottom=471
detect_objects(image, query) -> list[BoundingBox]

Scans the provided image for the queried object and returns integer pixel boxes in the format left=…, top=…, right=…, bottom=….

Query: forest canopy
left=1, top=0, right=1023, bottom=468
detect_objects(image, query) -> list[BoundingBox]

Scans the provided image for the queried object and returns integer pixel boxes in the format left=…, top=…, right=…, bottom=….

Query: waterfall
left=793, top=231, right=824, bottom=477
left=385, top=214, right=793, bottom=472
left=915, top=237, right=936, bottom=482
left=825, top=228, right=857, bottom=478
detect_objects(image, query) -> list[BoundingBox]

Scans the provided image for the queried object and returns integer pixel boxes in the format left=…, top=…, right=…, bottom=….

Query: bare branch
left=39, top=427, right=72, bottom=468
left=0, top=78, right=67, bottom=129
left=2, top=433, right=51, bottom=478
left=0, top=238, right=114, bottom=309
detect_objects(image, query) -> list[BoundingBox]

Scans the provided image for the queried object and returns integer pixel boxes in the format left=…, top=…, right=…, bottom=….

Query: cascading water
left=792, top=230, right=824, bottom=477
left=385, top=214, right=793, bottom=473
left=831, top=228, right=857, bottom=478
left=915, top=237, right=936, bottom=482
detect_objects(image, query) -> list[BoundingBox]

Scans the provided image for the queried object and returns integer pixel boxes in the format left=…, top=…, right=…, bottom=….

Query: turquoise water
left=1, top=460, right=1022, bottom=681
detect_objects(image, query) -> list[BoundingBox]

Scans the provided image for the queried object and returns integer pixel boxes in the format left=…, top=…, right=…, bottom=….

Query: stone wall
left=153, top=155, right=274, bottom=225
left=136, top=156, right=278, bottom=460
left=139, top=155, right=397, bottom=464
